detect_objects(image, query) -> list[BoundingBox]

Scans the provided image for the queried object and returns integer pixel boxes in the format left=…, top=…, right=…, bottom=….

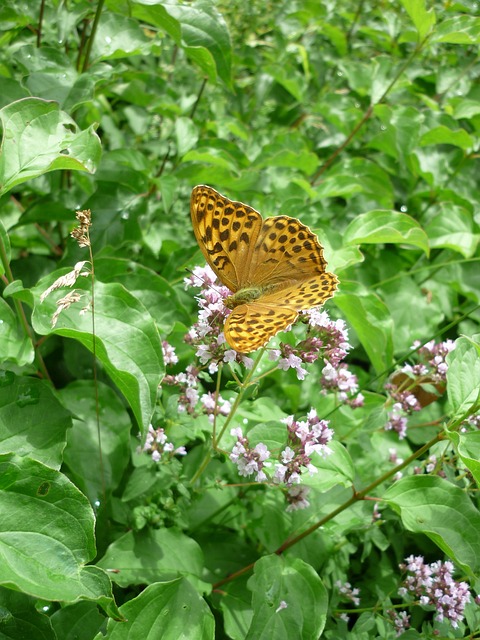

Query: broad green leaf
left=175, top=117, right=199, bottom=158
left=90, top=13, right=152, bottom=60
left=0, top=373, right=71, bottom=469
left=94, top=257, right=189, bottom=332
left=380, top=277, right=445, bottom=353
left=32, top=276, right=164, bottom=433
left=182, top=148, right=238, bottom=171
left=0, top=588, right=56, bottom=639
left=133, top=0, right=233, bottom=89
left=246, top=555, right=328, bottom=640
left=0, top=98, right=101, bottom=196
left=370, top=56, right=396, bottom=104
left=372, top=105, right=424, bottom=166
left=344, top=210, right=429, bottom=254
left=308, top=441, right=355, bottom=491
left=254, top=148, right=318, bottom=174
left=446, top=428, right=480, bottom=488
left=96, top=579, right=214, bottom=640
left=50, top=601, right=106, bottom=640
left=0, top=298, right=34, bottom=366
left=60, top=381, right=131, bottom=503
left=334, top=290, right=394, bottom=375
left=221, top=576, right=252, bottom=640
left=450, top=98, right=480, bottom=120
left=400, top=0, right=436, bottom=40
left=0, top=454, right=117, bottom=615
left=420, top=125, right=474, bottom=150
left=314, top=175, right=364, bottom=199
left=264, top=64, right=306, bottom=102
left=446, top=336, right=480, bottom=422
left=384, top=475, right=480, bottom=575
left=96, top=529, right=209, bottom=593
left=16, top=45, right=96, bottom=111
left=318, top=158, right=395, bottom=207
left=424, top=204, right=478, bottom=258
left=431, top=16, right=480, bottom=44
left=319, top=21, right=348, bottom=56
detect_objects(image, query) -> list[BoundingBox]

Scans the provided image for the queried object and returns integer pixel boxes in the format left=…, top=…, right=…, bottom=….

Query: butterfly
left=190, top=185, right=338, bottom=353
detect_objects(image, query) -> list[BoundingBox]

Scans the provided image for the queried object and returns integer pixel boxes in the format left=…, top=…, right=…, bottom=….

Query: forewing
left=224, top=303, right=298, bottom=353
left=190, top=185, right=263, bottom=292
left=260, top=272, right=339, bottom=310
left=247, top=215, right=331, bottom=286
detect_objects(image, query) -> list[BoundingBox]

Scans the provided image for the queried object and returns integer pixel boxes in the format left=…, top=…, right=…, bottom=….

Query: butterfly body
left=191, top=185, right=338, bottom=353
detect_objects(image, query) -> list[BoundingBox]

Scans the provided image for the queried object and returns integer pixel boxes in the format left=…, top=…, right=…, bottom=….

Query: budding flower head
left=71, top=209, right=92, bottom=247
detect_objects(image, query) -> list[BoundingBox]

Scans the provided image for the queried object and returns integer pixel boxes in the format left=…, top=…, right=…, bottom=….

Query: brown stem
left=190, top=78, right=208, bottom=120
left=37, top=0, right=46, bottom=47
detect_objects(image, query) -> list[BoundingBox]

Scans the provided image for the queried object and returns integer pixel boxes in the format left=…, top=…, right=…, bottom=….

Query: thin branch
left=37, top=0, right=46, bottom=47
left=81, top=0, right=106, bottom=72
left=212, top=433, right=443, bottom=589
left=190, top=78, right=208, bottom=120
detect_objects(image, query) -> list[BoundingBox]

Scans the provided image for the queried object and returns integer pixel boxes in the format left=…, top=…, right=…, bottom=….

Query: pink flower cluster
left=336, top=580, right=361, bottom=606
left=384, top=339, right=455, bottom=439
left=229, top=408, right=334, bottom=511
left=163, top=363, right=200, bottom=414
left=139, top=425, right=187, bottom=461
left=398, top=555, right=471, bottom=630
left=229, top=428, right=270, bottom=482
left=184, top=266, right=362, bottom=407
left=184, top=265, right=253, bottom=372
left=387, top=610, right=410, bottom=636
left=162, top=344, right=232, bottom=420
left=200, top=391, right=232, bottom=423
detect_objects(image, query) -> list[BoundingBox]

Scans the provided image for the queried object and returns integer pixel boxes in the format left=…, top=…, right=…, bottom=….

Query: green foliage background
left=0, top=0, right=479, bottom=638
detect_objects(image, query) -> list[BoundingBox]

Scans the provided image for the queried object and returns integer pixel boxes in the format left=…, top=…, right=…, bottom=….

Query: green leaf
left=344, top=210, right=430, bottom=255
left=264, top=63, right=306, bottom=102
left=94, top=257, right=189, bottom=332
left=0, top=588, right=57, bottom=640
left=175, top=117, right=199, bottom=158
left=182, top=148, right=238, bottom=171
left=133, top=1, right=233, bottom=89
left=446, top=428, right=480, bottom=488
left=50, top=601, right=106, bottom=640
left=96, top=529, right=209, bottom=593
left=0, top=454, right=117, bottom=614
left=380, top=277, right=445, bottom=353
left=96, top=579, right=214, bottom=640
left=254, top=147, right=318, bottom=174
left=0, top=373, right=72, bottom=469
left=32, top=277, right=164, bottom=433
left=431, top=16, right=480, bottom=44
left=446, top=336, right=480, bottom=422
left=16, top=45, right=96, bottom=111
left=400, top=0, right=436, bottom=40
left=384, top=475, right=480, bottom=575
left=420, top=125, right=474, bottom=150
left=334, top=290, right=394, bottom=376
left=424, top=204, right=478, bottom=258
left=450, top=98, right=480, bottom=120
left=0, top=298, right=34, bottom=366
left=91, top=13, right=152, bottom=60
left=60, top=381, right=131, bottom=503
left=0, top=98, right=101, bottom=196
left=246, top=555, right=328, bottom=639
left=307, top=441, right=355, bottom=492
